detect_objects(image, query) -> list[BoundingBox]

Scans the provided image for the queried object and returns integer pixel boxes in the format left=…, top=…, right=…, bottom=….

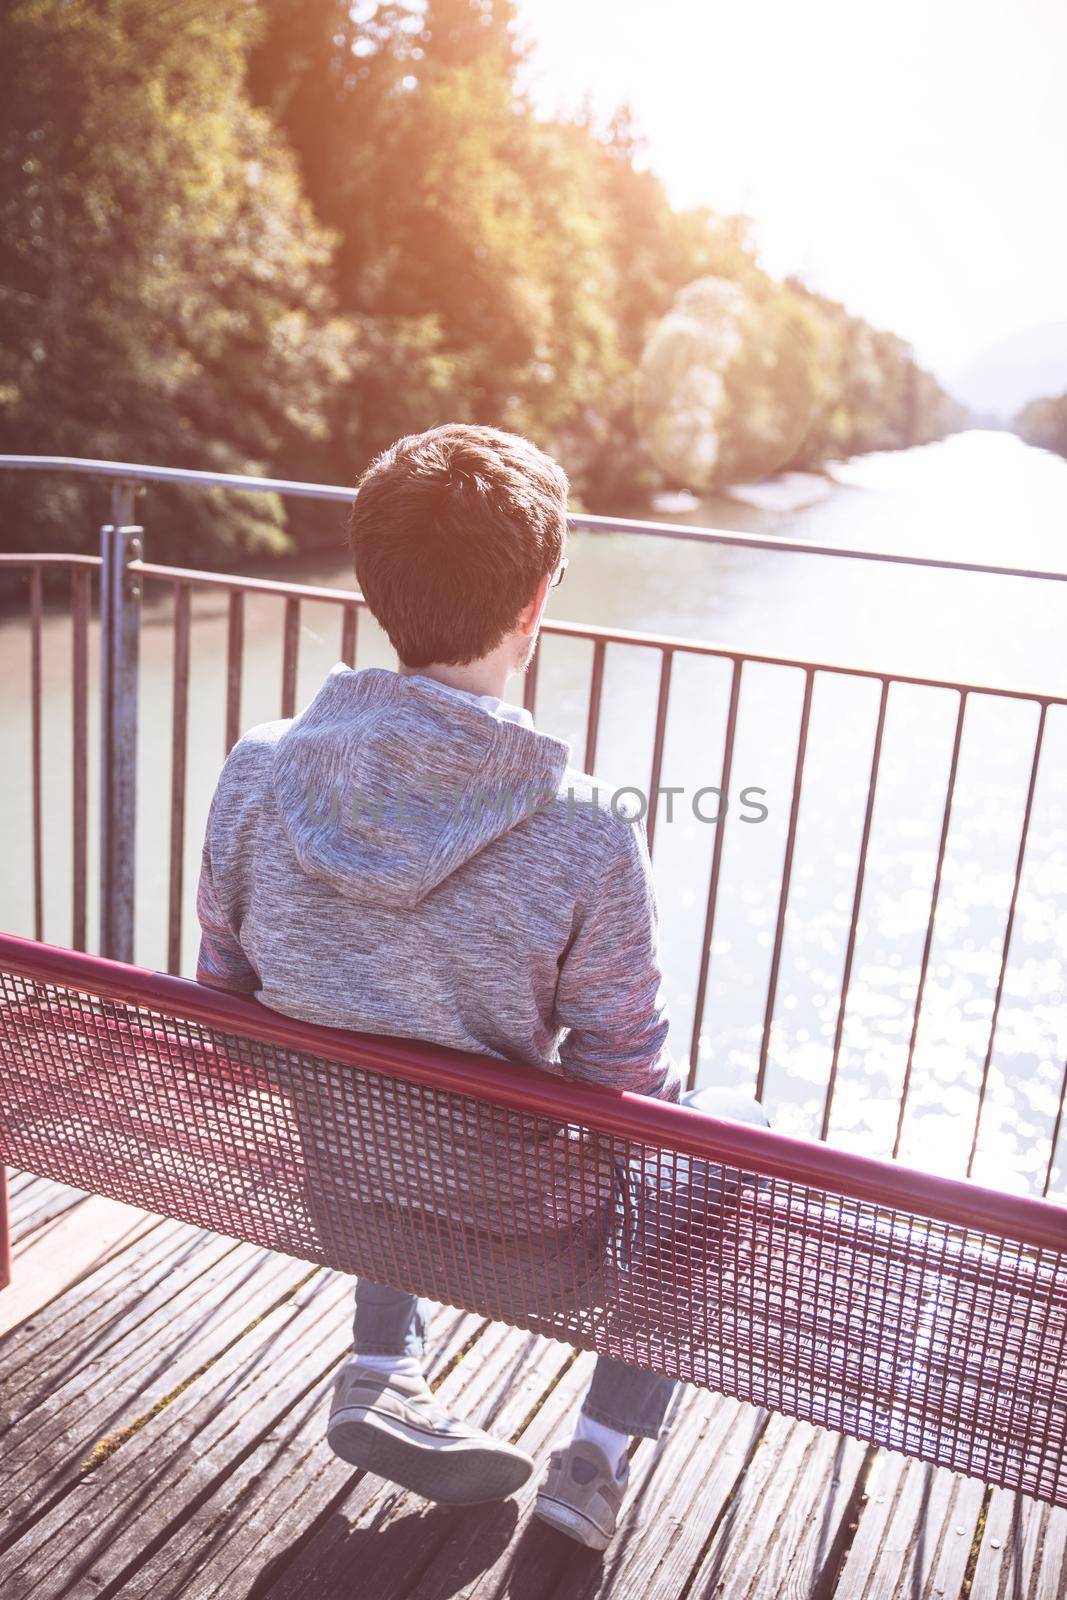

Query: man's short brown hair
left=348, top=424, right=569, bottom=668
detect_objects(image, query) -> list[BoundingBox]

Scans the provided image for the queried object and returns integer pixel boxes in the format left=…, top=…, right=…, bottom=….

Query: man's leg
left=535, top=1084, right=770, bottom=1548
left=351, top=1279, right=433, bottom=1376
left=327, top=1276, right=534, bottom=1503
left=576, top=1357, right=677, bottom=1454
left=576, top=1082, right=769, bottom=1448
left=532, top=1351, right=678, bottom=1550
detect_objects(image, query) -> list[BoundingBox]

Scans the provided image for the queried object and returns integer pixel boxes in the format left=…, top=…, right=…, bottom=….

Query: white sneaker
left=533, top=1439, right=630, bottom=1550
left=327, top=1358, right=534, bottom=1505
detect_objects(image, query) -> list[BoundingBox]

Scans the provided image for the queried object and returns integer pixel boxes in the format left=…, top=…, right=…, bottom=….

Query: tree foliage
left=1, top=0, right=963, bottom=561
left=1014, top=392, right=1067, bottom=459
left=0, top=0, right=348, bottom=558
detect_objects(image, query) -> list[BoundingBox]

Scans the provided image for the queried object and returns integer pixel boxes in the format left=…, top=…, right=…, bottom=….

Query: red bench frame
left=1, top=931, right=1065, bottom=1507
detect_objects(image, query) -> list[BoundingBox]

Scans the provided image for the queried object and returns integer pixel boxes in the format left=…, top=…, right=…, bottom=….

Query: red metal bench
left=0, top=931, right=1064, bottom=1508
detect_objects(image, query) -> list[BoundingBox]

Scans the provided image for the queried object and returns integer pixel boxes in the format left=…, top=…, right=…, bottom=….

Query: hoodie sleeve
left=554, top=817, right=682, bottom=1103
left=195, top=790, right=260, bottom=995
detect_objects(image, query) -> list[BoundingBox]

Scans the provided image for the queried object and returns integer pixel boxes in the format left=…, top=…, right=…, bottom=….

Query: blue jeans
left=354, top=1084, right=769, bottom=1438
left=353, top=1280, right=677, bottom=1435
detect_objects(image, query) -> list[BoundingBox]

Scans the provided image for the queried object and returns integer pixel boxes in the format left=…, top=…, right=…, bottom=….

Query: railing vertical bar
left=71, top=566, right=89, bottom=951
left=967, top=701, right=1048, bottom=1178
left=29, top=566, right=44, bottom=941
left=687, top=657, right=743, bottom=1089
left=99, top=533, right=113, bottom=950
left=281, top=596, right=299, bottom=718
left=645, top=649, right=674, bottom=857
left=224, top=591, right=244, bottom=756
left=584, top=638, right=606, bottom=772
left=98, top=514, right=141, bottom=962
left=167, top=583, right=191, bottom=975
left=893, top=690, right=968, bottom=1159
left=820, top=676, right=891, bottom=1141
left=1044, top=1056, right=1067, bottom=1198
left=523, top=646, right=540, bottom=718
left=340, top=603, right=359, bottom=668
left=756, top=668, right=815, bottom=1102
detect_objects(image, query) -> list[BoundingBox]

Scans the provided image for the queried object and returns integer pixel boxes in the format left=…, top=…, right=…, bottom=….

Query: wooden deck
left=1, top=1174, right=1064, bottom=1600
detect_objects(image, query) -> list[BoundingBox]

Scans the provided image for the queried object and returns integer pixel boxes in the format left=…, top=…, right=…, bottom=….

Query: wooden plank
left=0, top=1217, right=217, bottom=1411
left=383, top=1374, right=763, bottom=1600
left=258, top=1320, right=580, bottom=1600
left=967, top=1490, right=1067, bottom=1600
left=6, top=1174, right=89, bottom=1243
left=831, top=1449, right=986, bottom=1600
left=21, top=1283, right=483, bottom=1600
left=681, top=1412, right=872, bottom=1600
left=3, top=1267, right=354, bottom=1598
left=542, top=1394, right=768, bottom=1600
left=0, top=1233, right=263, bottom=1433
left=409, top=1347, right=603, bottom=1600
left=5, top=1190, right=1056, bottom=1600
left=11, top=1195, right=90, bottom=1251
left=0, top=1193, right=160, bottom=1338
left=1, top=1233, right=289, bottom=1447
left=0, top=1239, right=305, bottom=1551
left=450, top=1387, right=769, bottom=1600
left=113, top=1303, right=483, bottom=1600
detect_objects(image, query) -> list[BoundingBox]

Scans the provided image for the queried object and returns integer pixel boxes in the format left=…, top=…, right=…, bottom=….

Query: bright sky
left=517, top=0, right=1067, bottom=382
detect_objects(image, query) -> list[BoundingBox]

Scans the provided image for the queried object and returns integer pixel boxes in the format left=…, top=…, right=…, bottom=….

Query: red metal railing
left=1, top=450, right=1066, bottom=1199
left=0, top=930, right=1064, bottom=1505
left=113, top=560, right=1067, bottom=1139
left=2, top=543, right=1066, bottom=1197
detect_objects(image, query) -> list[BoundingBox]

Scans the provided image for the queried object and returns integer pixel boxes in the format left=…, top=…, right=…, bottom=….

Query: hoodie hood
left=272, top=665, right=571, bottom=910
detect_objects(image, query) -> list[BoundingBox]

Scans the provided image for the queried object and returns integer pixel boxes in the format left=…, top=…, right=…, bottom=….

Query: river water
left=2, top=431, right=1064, bottom=1191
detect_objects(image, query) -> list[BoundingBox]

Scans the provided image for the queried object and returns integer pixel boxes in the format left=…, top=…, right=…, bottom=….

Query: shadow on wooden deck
left=1, top=1174, right=1063, bottom=1600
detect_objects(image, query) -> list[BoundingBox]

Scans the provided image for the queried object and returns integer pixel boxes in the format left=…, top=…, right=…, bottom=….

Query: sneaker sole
left=533, top=1491, right=613, bottom=1551
left=328, top=1406, right=534, bottom=1505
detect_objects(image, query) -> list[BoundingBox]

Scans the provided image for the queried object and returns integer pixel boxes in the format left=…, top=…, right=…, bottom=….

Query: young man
left=196, top=423, right=684, bottom=1550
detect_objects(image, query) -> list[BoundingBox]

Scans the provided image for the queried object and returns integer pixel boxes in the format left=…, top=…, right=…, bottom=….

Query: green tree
left=251, top=0, right=623, bottom=485
left=0, top=0, right=349, bottom=561
left=420, top=0, right=524, bottom=73
left=2, top=0, right=964, bottom=561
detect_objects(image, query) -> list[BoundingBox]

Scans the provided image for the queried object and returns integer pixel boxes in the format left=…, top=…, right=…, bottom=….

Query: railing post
left=99, top=499, right=142, bottom=961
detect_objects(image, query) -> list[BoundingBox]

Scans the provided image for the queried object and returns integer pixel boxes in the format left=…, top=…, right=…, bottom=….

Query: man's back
left=195, top=422, right=692, bottom=1532
left=197, top=662, right=680, bottom=1105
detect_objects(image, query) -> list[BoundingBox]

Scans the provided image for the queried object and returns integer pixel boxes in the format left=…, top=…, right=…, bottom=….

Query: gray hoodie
left=196, top=663, right=680, bottom=1106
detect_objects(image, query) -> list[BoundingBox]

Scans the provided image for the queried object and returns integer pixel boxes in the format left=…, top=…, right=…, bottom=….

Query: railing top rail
left=0, top=453, right=355, bottom=502
left=127, top=557, right=1067, bottom=706
left=1, top=550, right=1062, bottom=705
left=3, top=453, right=1067, bottom=585
left=0, top=552, right=102, bottom=569
left=2, top=931, right=1065, bottom=1252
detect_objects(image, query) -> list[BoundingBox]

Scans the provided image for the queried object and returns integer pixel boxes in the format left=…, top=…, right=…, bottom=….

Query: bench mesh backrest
left=0, top=960, right=1065, bottom=1508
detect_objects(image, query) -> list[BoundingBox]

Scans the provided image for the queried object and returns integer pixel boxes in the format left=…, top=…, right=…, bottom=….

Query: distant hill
left=947, top=321, right=1067, bottom=420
